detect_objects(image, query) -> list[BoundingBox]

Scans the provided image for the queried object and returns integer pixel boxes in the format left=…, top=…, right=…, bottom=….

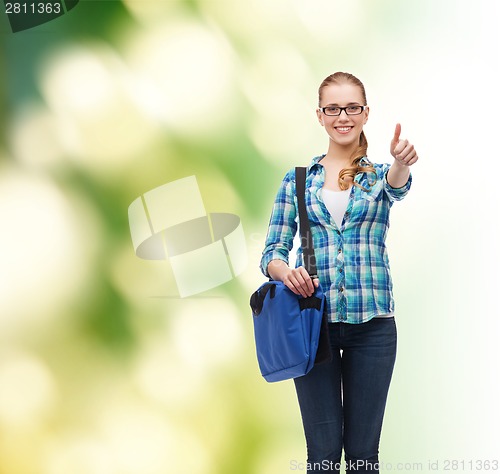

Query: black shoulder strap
left=295, top=167, right=317, bottom=278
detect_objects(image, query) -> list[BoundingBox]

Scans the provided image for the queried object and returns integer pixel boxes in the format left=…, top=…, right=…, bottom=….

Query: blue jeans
left=293, top=317, right=397, bottom=473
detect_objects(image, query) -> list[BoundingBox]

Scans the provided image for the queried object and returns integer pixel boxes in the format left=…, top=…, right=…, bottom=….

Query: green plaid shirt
left=260, top=155, right=412, bottom=324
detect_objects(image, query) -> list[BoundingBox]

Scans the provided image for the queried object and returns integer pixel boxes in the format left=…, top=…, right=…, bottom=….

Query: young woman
left=260, top=72, right=418, bottom=473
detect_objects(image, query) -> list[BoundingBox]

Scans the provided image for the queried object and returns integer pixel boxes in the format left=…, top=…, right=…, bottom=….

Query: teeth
left=336, top=127, right=351, bottom=131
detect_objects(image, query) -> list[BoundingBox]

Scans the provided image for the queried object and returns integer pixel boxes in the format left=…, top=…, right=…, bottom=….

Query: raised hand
left=390, top=123, right=418, bottom=167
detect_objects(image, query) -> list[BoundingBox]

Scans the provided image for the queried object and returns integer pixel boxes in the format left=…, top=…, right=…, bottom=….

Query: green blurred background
left=1, top=1, right=499, bottom=473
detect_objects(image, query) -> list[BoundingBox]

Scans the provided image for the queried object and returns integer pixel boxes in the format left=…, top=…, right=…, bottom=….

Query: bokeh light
left=0, top=350, right=57, bottom=427
left=38, top=43, right=161, bottom=169
left=9, top=103, right=64, bottom=169
left=124, top=20, right=236, bottom=136
left=0, top=168, right=99, bottom=336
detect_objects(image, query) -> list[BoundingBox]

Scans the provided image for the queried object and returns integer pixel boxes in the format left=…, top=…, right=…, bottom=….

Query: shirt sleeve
left=380, top=163, right=412, bottom=202
left=260, top=170, right=298, bottom=278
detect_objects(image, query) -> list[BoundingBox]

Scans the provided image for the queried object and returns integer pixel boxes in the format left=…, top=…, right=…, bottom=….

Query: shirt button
left=338, top=248, right=342, bottom=253
left=339, top=268, right=343, bottom=273
left=339, top=286, right=344, bottom=292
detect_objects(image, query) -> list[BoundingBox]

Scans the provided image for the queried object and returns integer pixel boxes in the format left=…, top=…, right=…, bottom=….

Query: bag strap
left=295, top=167, right=317, bottom=278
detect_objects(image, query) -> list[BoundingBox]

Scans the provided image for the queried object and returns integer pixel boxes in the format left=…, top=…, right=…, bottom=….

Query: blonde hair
left=318, top=72, right=376, bottom=191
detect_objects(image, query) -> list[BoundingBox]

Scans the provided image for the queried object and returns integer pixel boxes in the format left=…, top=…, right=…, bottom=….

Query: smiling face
left=316, top=82, right=369, bottom=151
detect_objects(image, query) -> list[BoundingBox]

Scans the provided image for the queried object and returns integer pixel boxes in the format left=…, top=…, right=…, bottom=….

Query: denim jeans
left=293, top=317, right=397, bottom=473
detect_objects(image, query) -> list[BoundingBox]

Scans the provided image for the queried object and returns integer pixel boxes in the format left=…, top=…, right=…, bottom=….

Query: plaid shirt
left=260, top=155, right=412, bottom=324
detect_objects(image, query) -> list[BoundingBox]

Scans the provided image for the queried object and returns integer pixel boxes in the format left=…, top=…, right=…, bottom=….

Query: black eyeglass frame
left=319, top=105, right=367, bottom=116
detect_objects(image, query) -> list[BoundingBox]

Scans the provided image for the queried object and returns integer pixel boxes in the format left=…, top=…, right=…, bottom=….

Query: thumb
left=313, top=278, right=320, bottom=288
left=392, top=123, right=401, bottom=145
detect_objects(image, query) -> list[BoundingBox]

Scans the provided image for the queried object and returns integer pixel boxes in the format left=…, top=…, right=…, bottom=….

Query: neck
left=323, top=140, right=357, bottom=165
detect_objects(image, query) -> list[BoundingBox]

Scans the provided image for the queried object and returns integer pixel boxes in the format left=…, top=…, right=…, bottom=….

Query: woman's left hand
left=390, top=123, right=418, bottom=167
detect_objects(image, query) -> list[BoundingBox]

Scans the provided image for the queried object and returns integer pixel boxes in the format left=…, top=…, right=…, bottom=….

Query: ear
left=363, top=106, right=369, bottom=125
left=316, top=108, right=324, bottom=126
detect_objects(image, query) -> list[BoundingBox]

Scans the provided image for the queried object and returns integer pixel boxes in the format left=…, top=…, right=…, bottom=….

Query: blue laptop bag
left=250, top=167, right=331, bottom=383
left=250, top=281, right=327, bottom=382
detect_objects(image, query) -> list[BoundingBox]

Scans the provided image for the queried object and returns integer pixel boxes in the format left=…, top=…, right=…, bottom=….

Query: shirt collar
left=307, top=154, right=371, bottom=173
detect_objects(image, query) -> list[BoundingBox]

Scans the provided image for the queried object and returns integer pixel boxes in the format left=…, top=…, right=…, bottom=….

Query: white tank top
left=321, top=187, right=350, bottom=229
left=320, top=186, right=394, bottom=319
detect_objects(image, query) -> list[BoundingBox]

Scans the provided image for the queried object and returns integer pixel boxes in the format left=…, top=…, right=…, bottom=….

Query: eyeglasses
left=319, top=105, right=367, bottom=116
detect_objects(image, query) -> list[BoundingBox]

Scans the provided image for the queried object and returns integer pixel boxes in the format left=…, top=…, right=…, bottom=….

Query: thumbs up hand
left=390, top=123, right=418, bottom=167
